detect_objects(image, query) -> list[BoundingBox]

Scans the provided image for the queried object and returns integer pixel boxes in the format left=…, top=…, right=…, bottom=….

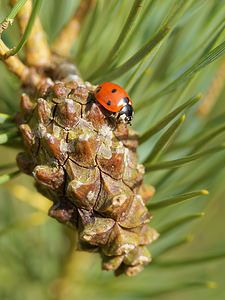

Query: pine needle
left=0, top=112, right=14, bottom=124
left=148, top=190, right=208, bottom=210
left=153, top=235, right=193, bottom=259
left=158, top=213, right=205, bottom=234
left=0, top=170, right=20, bottom=184
left=140, top=281, right=216, bottom=297
left=154, top=251, right=225, bottom=267
left=139, top=94, right=202, bottom=144
left=90, top=25, right=170, bottom=82
left=0, top=0, right=28, bottom=34
left=88, top=0, right=144, bottom=80
left=141, top=39, right=225, bottom=108
left=145, top=144, right=225, bottom=171
left=5, top=0, right=28, bottom=20
left=4, top=0, right=43, bottom=58
left=143, top=114, right=185, bottom=164
left=191, top=124, right=225, bottom=153
left=0, top=131, right=18, bottom=144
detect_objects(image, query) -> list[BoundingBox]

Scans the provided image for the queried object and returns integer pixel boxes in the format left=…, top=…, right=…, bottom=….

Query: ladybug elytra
left=94, top=82, right=133, bottom=123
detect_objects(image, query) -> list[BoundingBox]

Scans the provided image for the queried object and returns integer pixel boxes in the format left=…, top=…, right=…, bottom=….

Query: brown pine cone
left=16, top=64, right=159, bottom=276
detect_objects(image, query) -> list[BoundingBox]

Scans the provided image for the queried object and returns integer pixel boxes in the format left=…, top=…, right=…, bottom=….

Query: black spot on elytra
left=123, top=97, right=129, bottom=104
left=96, top=87, right=102, bottom=93
left=112, top=89, right=117, bottom=93
left=107, top=100, right=111, bottom=105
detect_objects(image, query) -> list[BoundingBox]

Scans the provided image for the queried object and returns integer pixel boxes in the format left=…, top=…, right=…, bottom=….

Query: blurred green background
left=0, top=0, right=225, bottom=299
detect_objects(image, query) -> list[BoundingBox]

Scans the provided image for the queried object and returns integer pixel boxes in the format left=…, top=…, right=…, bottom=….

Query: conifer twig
left=0, top=39, right=40, bottom=85
left=52, top=0, right=95, bottom=57
left=0, top=0, right=27, bottom=35
left=9, top=0, right=51, bottom=67
left=4, top=0, right=43, bottom=59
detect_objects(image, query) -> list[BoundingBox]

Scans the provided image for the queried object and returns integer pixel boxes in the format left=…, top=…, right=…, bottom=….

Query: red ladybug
left=94, top=82, right=133, bottom=123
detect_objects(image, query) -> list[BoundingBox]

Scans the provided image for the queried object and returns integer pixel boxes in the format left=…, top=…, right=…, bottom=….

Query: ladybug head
left=117, top=104, right=133, bottom=124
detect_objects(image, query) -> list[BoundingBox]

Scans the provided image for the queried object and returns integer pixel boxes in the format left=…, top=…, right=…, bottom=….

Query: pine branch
left=4, top=0, right=43, bottom=59
left=0, top=39, right=40, bottom=85
left=9, top=0, right=51, bottom=67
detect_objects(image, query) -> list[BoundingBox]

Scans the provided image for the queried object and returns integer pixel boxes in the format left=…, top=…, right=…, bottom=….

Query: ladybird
left=94, top=82, right=133, bottom=123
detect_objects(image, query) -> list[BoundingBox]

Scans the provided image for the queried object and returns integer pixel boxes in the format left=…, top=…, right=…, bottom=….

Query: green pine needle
left=191, top=124, right=225, bottom=153
left=0, top=0, right=225, bottom=296
left=88, top=0, right=144, bottom=80
left=125, top=35, right=168, bottom=92
left=185, top=159, right=225, bottom=192
left=0, top=131, right=18, bottom=144
left=154, top=251, right=225, bottom=268
left=5, top=0, right=28, bottom=20
left=90, top=25, right=170, bottom=82
left=139, top=94, right=202, bottom=144
left=148, top=190, right=208, bottom=210
left=145, top=144, right=225, bottom=171
left=0, top=170, right=20, bottom=184
left=153, top=235, right=193, bottom=259
left=140, top=281, right=216, bottom=298
left=140, top=39, right=225, bottom=108
left=143, top=114, right=185, bottom=164
left=0, top=113, right=13, bottom=124
left=0, top=0, right=28, bottom=34
left=158, top=213, right=205, bottom=235
left=3, top=0, right=43, bottom=58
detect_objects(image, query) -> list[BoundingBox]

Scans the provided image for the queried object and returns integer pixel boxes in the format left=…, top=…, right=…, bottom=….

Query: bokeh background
left=0, top=0, right=225, bottom=299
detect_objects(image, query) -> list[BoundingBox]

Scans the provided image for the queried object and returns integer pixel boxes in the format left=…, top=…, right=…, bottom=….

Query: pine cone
left=16, top=62, right=159, bottom=276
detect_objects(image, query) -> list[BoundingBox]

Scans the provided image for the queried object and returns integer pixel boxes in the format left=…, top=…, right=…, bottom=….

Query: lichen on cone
left=16, top=59, right=159, bottom=276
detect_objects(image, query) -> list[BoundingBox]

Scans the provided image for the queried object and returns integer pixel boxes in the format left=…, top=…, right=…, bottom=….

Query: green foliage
left=138, top=94, right=202, bottom=144
left=0, top=0, right=225, bottom=299
left=4, top=0, right=43, bottom=57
